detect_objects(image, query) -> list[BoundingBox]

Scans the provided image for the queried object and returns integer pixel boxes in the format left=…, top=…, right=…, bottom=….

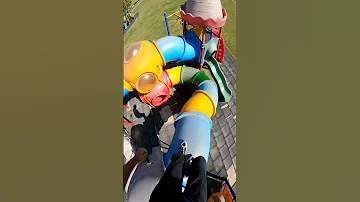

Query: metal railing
left=163, top=11, right=183, bottom=36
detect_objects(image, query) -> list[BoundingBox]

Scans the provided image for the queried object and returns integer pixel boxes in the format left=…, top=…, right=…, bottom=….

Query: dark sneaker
left=179, top=141, right=187, bottom=154
left=185, top=154, right=194, bottom=167
left=184, top=154, right=194, bottom=177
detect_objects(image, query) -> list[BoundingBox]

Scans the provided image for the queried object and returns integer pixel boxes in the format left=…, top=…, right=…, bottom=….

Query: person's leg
left=149, top=142, right=187, bottom=202
left=183, top=156, right=207, bottom=202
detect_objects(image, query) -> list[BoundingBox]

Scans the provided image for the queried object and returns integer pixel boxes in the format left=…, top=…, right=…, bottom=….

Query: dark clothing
left=149, top=154, right=207, bottom=202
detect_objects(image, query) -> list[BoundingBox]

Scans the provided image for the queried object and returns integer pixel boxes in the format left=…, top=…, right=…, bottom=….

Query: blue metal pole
left=164, top=12, right=171, bottom=36
left=180, top=5, right=184, bottom=28
left=225, top=179, right=237, bottom=200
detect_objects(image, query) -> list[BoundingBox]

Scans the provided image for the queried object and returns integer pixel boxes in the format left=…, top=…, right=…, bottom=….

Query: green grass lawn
left=124, top=0, right=236, bottom=59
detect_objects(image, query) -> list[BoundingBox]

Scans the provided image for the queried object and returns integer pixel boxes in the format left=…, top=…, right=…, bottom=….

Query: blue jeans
left=149, top=153, right=207, bottom=202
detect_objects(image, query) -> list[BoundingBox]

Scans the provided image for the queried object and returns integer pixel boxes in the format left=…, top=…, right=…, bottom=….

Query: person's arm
left=123, top=147, right=148, bottom=190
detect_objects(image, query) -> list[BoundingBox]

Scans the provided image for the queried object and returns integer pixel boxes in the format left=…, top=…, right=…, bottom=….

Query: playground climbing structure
left=123, top=0, right=235, bottom=201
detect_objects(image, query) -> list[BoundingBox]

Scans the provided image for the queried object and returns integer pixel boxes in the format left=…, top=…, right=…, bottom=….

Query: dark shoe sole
left=180, top=141, right=187, bottom=154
